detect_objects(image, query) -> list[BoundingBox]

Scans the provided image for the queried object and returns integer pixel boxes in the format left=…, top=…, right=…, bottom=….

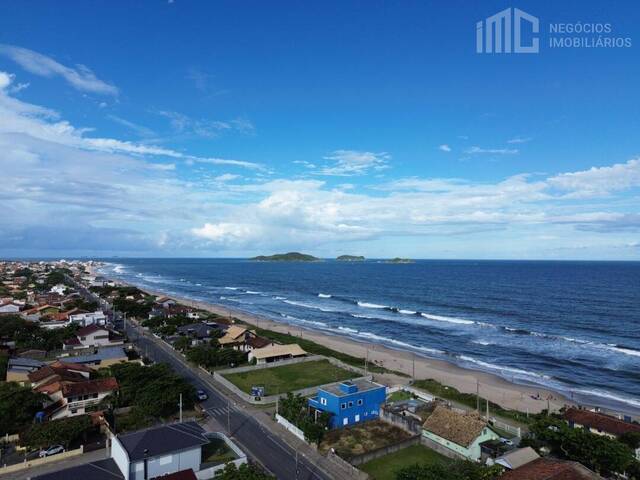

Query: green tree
left=396, top=461, right=502, bottom=480
left=216, top=463, right=274, bottom=479
left=174, top=336, right=192, bottom=352
left=21, top=415, right=92, bottom=449
left=0, top=382, right=46, bottom=435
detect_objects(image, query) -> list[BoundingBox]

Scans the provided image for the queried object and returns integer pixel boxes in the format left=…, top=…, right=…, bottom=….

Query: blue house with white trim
left=308, top=379, right=386, bottom=429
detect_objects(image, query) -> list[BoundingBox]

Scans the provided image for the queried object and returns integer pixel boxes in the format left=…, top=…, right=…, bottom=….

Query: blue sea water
left=98, top=258, right=640, bottom=414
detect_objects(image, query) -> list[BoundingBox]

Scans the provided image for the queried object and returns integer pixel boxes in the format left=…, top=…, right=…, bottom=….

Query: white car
left=39, top=445, right=65, bottom=458
left=196, top=389, right=209, bottom=401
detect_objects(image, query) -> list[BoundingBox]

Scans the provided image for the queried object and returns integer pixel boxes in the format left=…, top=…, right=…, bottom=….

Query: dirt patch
left=319, top=420, right=411, bottom=458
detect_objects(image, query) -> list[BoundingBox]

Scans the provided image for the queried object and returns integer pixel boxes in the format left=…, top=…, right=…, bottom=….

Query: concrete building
left=69, top=310, right=107, bottom=327
left=308, top=379, right=386, bottom=429
left=63, top=324, right=124, bottom=350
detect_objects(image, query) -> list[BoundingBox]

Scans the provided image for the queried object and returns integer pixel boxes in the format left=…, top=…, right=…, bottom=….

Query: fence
left=348, top=435, right=420, bottom=466
left=275, top=414, right=306, bottom=442
left=0, top=446, right=84, bottom=475
left=324, top=450, right=370, bottom=480
left=490, top=418, right=521, bottom=438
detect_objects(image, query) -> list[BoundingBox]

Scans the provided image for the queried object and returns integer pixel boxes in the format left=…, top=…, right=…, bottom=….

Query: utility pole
left=179, top=393, right=183, bottom=423
left=227, top=399, right=231, bottom=434
left=476, top=379, right=480, bottom=413
left=365, top=349, right=368, bottom=376
left=486, top=398, right=489, bottom=420
left=412, top=353, right=415, bottom=381
left=295, top=449, right=299, bottom=480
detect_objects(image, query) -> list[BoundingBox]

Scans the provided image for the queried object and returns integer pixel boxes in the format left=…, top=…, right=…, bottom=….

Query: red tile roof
left=49, top=360, right=94, bottom=373
left=500, top=458, right=602, bottom=480
left=61, top=377, right=118, bottom=398
left=28, top=365, right=86, bottom=383
left=564, top=408, right=640, bottom=437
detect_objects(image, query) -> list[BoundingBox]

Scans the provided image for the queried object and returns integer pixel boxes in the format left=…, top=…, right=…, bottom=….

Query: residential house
left=564, top=408, right=640, bottom=460
left=33, top=424, right=246, bottom=480
left=218, top=325, right=266, bottom=352
left=5, top=357, right=45, bottom=383
left=69, top=310, right=107, bottom=327
left=248, top=344, right=306, bottom=365
left=308, top=379, right=386, bottom=429
left=49, top=283, right=67, bottom=295
left=37, top=377, right=118, bottom=419
left=156, top=296, right=176, bottom=308
left=422, top=406, right=500, bottom=461
left=492, top=446, right=540, bottom=470
left=0, top=300, right=20, bottom=314
left=176, top=323, right=224, bottom=346
left=59, top=345, right=131, bottom=368
left=21, top=304, right=61, bottom=321
left=500, top=457, right=603, bottom=480
left=63, top=325, right=124, bottom=350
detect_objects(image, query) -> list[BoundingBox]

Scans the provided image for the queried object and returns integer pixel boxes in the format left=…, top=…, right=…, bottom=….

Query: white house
left=63, top=324, right=124, bottom=350
left=0, top=301, right=20, bottom=314
left=37, top=376, right=119, bottom=419
left=69, top=310, right=107, bottom=327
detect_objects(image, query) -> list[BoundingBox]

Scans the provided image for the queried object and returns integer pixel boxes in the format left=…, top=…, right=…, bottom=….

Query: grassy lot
left=360, top=444, right=450, bottom=480
left=247, top=324, right=408, bottom=376
left=387, top=390, right=413, bottom=402
left=319, top=420, right=410, bottom=457
left=412, top=379, right=531, bottom=425
left=201, top=438, right=237, bottom=466
left=222, top=359, right=354, bottom=395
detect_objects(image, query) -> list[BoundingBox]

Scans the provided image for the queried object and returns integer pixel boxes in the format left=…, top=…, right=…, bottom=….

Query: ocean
left=98, top=258, right=640, bottom=414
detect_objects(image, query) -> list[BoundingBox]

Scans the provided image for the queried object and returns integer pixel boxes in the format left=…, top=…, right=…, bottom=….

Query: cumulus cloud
left=0, top=44, right=118, bottom=95
left=547, top=158, right=640, bottom=198
left=317, top=150, right=390, bottom=176
left=438, top=144, right=452, bottom=152
left=157, top=110, right=254, bottom=138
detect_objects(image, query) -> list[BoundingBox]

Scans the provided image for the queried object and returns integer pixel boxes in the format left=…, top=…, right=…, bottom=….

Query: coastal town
left=0, top=260, right=639, bottom=480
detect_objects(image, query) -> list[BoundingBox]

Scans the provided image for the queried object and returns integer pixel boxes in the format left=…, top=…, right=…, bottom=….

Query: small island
left=384, top=257, right=414, bottom=264
left=336, top=255, right=365, bottom=262
left=250, top=252, right=320, bottom=262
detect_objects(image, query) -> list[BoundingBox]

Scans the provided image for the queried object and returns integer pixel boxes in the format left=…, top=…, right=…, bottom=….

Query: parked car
left=196, top=389, right=208, bottom=401
left=39, top=445, right=65, bottom=458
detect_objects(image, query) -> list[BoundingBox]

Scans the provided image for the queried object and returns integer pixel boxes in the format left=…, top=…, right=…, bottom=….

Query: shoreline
left=94, top=268, right=574, bottom=415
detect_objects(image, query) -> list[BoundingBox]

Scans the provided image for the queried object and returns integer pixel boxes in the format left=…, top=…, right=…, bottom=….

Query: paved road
left=125, top=321, right=334, bottom=480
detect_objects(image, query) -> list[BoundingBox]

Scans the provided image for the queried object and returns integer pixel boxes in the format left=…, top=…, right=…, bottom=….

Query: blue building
left=308, top=379, right=386, bottom=429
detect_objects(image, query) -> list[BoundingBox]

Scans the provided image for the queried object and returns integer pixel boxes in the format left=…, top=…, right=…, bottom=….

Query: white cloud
left=317, top=150, right=390, bottom=176
left=214, top=173, right=240, bottom=182
left=0, top=44, right=118, bottom=96
left=547, top=158, right=640, bottom=197
left=465, top=146, right=519, bottom=155
left=507, top=136, right=532, bottom=144
left=438, top=144, right=452, bottom=152
left=157, top=110, right=254, bottom=138
left=191, top=222, right=261, bottom=244
left=107, top=114, right=156, bottom=138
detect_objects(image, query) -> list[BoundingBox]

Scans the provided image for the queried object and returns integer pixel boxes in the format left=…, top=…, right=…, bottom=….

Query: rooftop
left=500, top=457, right=602, bottom=480
left=61, top=346, right=127, bottom=364
left=423, top=406, right=488, bottom=448
left=320, top=378, right=383, bottom=397
left=564, top=408, right=640, bottom=436
left=250, top=343, right=306, bottom=360
left=495, top=446, right=540, bottom=470
left=32, top=458, right=124, bottom=480
left=117, top=421, right=209, bottom=461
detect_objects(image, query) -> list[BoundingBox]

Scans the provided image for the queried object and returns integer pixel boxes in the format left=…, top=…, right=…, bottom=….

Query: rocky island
left=384, top=257, right=414, bottom=264
left=336, top=255, right=365, bottom=262
left=250, top=252, right=320, bottom=262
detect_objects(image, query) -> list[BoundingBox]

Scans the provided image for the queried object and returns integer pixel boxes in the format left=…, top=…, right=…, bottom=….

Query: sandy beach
left=97, top=267, right=572, bottom=415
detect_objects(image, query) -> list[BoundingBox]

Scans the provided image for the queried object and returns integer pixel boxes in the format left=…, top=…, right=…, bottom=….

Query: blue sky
left=0, top=1, right=639, bottom=259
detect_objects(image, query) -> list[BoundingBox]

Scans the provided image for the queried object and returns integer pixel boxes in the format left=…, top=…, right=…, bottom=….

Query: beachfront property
left=500, top=457, right=603, bottom=480
left=564, top=408, right=640, bottom=459
left=218, top=325, right=272, bottom=352
left=247, top=343, right=307, bottom=364
left=308, top=379, right=386, bottom=429
left=422, top=406, right=500, bottom=461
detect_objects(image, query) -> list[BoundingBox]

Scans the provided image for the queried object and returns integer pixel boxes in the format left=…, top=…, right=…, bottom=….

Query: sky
left=0, top=0, right=639, bottom=259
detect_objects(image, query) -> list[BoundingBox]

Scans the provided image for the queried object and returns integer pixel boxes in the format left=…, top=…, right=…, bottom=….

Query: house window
left=341, top=403, right=346, bottom=409
left=343, top=418, right=348, bottom=426
left=355, top=414, right=360, bottom=422
left=159, top=455, right=173, bottom=466
left=348, top=401, right=354, bottom=407
left=320, top=398, right=327, bottom=406
left=357, top=399, right=363, bottom=406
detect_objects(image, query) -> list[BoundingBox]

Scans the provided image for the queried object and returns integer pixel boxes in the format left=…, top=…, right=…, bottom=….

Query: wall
left=130, top=447, right=201, bottom=480
left=0, top=446, right=84, bottom=475
left=275, top=413, right=306, bottom=441
left=111, top=434, right=130, bottom=480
